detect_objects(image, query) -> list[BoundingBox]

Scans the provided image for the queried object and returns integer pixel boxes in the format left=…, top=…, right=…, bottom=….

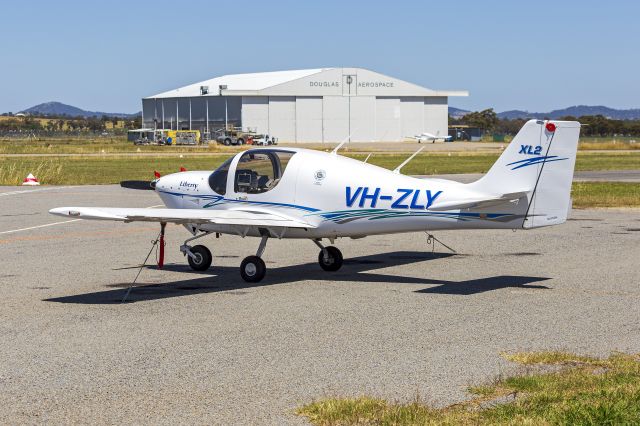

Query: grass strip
left=298, top=351, right=640, bottom=425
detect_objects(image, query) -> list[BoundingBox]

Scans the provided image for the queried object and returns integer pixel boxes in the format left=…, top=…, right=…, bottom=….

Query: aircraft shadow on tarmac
left=44, top=251, right=551, bottom=304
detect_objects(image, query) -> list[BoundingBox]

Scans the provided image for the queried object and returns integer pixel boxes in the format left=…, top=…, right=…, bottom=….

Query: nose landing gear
left=186, top=245, right=212, bottom=271
left=181, top=231, right=213, bottom=271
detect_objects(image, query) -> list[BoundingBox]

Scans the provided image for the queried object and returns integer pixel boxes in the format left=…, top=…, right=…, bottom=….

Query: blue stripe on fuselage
left=157, top=190, right=320, bottom=212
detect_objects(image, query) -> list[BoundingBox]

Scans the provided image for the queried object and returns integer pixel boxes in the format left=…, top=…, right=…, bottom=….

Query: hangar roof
left=145, top=68, right=468, bottom=99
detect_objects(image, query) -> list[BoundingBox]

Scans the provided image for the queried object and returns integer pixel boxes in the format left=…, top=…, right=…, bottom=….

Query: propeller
left=120, top=170, right=160, bottom=191
left=120, top=180, right=156, bottom=190
left=121, top=171, right=160, bottom=190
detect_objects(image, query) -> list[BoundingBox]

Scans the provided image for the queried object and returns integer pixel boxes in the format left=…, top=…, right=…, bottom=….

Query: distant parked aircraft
left=409, top=131, right=453, bottom=143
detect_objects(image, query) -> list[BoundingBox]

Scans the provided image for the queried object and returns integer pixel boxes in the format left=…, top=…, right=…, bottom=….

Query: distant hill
left=448, top=106, right=470, bottom=119
left=19, top=102, right=139, bottom=118
left=497, top=105, right=640, bottom=120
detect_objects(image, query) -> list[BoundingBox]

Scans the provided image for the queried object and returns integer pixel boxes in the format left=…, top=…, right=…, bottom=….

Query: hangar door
left=268, top=97, right=296, bottom=142
left=320, top=74, right=375, bottom=142
left=296, top=97, right=323, bottom=142
left=376, top=97, right=402, bottom=141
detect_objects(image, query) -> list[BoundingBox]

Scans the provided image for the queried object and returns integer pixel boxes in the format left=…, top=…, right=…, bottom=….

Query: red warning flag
left=180, top=167, right=187, bottom=172
left=154, top=171, right=161, bottom=179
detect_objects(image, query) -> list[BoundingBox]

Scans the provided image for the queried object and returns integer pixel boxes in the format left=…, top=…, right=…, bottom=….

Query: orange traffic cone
left=22, top=173, right=40, bottom=186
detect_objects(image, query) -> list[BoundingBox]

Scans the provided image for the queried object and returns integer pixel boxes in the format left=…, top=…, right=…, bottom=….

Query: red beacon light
left=545, top=122, right=556, bottom=133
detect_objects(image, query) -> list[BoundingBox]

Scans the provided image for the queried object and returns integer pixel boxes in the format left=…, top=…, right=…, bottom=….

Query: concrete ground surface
left=0, top=185, right=639, bottom=425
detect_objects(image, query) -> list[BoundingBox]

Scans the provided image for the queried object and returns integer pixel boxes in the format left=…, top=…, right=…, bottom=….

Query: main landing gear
left=179, top=230, right=344, bottom=283
left=240, top=235, right=268, bottom=283
left=314, top=239, right=343, bottom=272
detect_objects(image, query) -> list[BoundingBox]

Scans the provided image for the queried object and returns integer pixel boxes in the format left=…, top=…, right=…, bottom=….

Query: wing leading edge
left=49, top=207, right=316, bottom=228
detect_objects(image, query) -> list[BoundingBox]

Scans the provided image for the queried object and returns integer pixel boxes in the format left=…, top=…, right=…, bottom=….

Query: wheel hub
left=245, top=263, right=257, bottom=276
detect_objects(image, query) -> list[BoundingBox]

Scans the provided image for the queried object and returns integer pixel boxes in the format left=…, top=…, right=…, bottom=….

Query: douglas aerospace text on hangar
left=142, top=68, right=467, bottom=143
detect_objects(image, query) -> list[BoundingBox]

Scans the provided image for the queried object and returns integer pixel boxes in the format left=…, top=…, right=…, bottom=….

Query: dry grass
left=0, top=138, right=236, bottom=155
left=572, top=182, right=640, bottom=208
left=579, top=141, right=640, bottom=150
left=0, top=159, right=64, bottom=185
left=298, top=352, right=640, bottom=425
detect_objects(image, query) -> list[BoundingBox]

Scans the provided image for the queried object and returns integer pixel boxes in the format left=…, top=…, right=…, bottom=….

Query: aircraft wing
left=49, top=207, right=316, bottom=228
left=428, top=191, right=528, bottom=211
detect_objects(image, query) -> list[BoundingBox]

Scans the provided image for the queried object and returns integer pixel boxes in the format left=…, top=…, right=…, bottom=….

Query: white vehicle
left=409, top=131, right=453, bottom=143
left=252, top=134, right=277, bottom=146
left=51, top=120, right=580, bottom=283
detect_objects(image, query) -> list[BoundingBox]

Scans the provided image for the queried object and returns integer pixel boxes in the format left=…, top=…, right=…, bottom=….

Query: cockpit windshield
left=208, top=157, right=233, bottom=195
left=234, top=150, right=295, bottom=194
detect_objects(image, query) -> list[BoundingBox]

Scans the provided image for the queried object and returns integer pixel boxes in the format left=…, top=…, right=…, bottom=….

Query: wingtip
left=49, top=207, right=80, bottom=217
left=49, top=207, right=66, bottom=216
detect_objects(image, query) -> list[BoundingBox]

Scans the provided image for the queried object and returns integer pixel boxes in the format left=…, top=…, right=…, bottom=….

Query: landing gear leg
left=313, top=239, right=343, bottom=272
left=181, top=231, right=213, bottom=271
left=240, top=235, right=268, bottom=282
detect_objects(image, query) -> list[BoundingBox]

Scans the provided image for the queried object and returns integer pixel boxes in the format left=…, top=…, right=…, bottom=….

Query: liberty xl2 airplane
left=51, top=120, right=580, bottom=283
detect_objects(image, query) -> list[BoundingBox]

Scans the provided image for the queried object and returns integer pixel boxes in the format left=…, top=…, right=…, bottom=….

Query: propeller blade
left=120, top=180, right=155, bottom=190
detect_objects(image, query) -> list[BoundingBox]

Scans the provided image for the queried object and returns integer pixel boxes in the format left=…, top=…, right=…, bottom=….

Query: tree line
left=451, top=109, right=640, bottom=137
left=0, top=115, right=141, bottom=133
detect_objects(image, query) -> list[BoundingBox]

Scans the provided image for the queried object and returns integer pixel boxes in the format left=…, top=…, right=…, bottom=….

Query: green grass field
left=298, top=352, right=640, bottom=425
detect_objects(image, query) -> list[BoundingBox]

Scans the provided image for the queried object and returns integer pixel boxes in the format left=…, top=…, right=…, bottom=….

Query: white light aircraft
left=51, top=120, right=580, bottom=283
left=409, top=131, right=453, bottom=143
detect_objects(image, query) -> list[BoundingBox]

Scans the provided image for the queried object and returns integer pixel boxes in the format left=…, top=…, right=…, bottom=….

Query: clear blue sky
left=1, top=0, right=638, bottom=114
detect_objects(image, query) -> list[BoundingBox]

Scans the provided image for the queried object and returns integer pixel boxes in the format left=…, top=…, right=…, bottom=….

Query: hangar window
left=234, top=150, right=295, bottom=194
left=208, top=157, right=233, bottom=195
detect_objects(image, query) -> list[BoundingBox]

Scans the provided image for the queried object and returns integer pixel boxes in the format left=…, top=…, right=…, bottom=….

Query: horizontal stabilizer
left=428, top=191, right=528, bottom=211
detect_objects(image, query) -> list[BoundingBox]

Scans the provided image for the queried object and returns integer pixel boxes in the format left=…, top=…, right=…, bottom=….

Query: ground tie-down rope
left=425, top=232, right=457, bottom=255
left=121, top=232, right=163, bottom=303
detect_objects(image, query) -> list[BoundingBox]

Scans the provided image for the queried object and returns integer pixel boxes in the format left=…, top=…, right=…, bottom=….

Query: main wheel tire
left=223, top=138, right=231, bottom=146
left=240, top=255, right=266, bottom=282
left=187, top=245, right=212, bottom=271
left=318, top=246, right=343, bottom=271
left=236, top=138, right=244, bottom=145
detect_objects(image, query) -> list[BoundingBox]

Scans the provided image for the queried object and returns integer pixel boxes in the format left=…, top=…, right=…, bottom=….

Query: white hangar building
left=142, top=68, right=467, bottom=142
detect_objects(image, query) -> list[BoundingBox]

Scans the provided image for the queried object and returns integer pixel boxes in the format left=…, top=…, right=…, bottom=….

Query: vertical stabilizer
left=469, top=119, right=581, bottom=228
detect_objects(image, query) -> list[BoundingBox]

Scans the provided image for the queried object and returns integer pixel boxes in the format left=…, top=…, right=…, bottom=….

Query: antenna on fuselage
left=330, top=128, right=358, bottom=155
left=363, top=153, right=372, bottom=163
left=393, top=146, right=424, bottom=174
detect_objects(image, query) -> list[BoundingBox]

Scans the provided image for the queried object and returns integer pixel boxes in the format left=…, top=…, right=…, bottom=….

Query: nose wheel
left=186, top=245, right=212, bottom=271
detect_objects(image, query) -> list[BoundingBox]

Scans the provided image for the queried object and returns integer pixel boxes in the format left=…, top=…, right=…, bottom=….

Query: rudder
left=522, top=121, right=581, bottom=228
